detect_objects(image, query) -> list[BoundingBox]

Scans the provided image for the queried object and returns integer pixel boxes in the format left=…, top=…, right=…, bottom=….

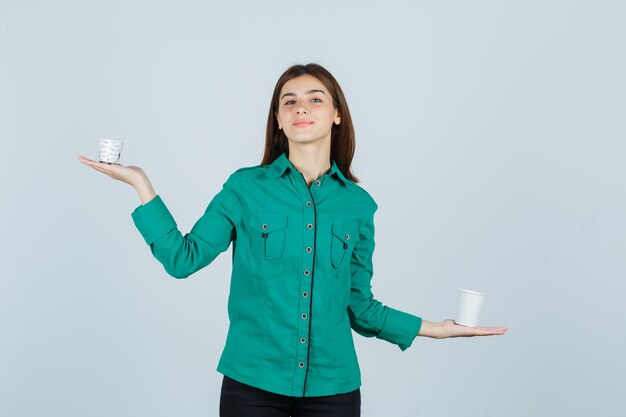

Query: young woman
left=78, top=63, right=507, bottom=417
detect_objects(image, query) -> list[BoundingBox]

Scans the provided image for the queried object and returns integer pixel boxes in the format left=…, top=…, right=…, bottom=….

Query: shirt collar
left=266, top=151, right=351, bottom=185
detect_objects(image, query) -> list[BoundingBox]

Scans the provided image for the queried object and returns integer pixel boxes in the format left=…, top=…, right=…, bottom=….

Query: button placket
left=294, top=174, right=316, bottom=387
left=294, top=170, right=320, bottom=395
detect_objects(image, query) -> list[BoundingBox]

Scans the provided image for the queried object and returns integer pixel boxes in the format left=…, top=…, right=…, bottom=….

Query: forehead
left=280, top=74, right=327, bottom=94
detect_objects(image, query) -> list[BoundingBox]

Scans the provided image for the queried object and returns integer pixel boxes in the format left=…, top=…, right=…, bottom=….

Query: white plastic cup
left=99, top=138, right=124, bottom=164
left=455, top=288, right=485, bottom=327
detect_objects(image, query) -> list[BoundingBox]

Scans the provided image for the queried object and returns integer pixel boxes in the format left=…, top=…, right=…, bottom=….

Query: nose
left=296, top=102, right=308, bottom=114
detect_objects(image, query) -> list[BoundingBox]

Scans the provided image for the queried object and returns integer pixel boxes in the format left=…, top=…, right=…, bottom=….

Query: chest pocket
left=330, top=220, right=359, bottom=268
left=249, top=210, right=288, bottom=260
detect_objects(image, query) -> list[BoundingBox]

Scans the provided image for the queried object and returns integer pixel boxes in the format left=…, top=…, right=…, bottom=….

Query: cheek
left=321, top=108, right=337, bottom=122
left=278, top=109, right=291, bottom=120
left=320, top=103, right=336, bottom=115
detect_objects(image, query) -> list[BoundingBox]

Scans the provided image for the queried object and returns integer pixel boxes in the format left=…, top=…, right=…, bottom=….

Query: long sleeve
left=130, top=174, right=241, bottom=279
left=347, top=203, right=422, bottom=351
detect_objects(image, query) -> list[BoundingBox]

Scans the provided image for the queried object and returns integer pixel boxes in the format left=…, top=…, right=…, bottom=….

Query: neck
left=287, top=144, right=331, bottom=186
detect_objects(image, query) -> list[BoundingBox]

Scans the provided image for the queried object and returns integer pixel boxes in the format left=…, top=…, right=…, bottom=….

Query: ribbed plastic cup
left=455, top=288, right=485, bottom=327
left=99, top=138, right=124, bottom=164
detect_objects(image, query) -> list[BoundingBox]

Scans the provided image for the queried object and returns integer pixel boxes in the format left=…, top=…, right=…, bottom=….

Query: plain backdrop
left=2, top=1, right=625, bottom=416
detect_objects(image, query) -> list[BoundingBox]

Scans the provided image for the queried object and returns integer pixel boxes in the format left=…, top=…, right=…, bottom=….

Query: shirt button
left=298, top=362, right=305, bottom=368
left=300, top=338, right=307, bottom=344
left=303, top=270, right=310, bottom=276
left=307, top=223, right=313, bottom=229
left=315, top=180, right=321, bottom=186
left=305, top=247, right=312, bottom=253
left=306, top=201, right=312, bottom=207
left=262, top=223, right=268, bottom=230
left=302, top=291, right=308, bottom=298
left=301, top=313, right=307, bottom=319
left=345, top=234, right=350, bottom=240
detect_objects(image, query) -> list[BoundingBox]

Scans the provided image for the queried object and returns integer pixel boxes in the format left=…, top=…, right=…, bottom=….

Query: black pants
left=219, top=375, right=361, bottom=417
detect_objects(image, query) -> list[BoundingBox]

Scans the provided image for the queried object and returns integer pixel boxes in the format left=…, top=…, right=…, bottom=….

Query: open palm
left=442, top=319, right=507, bottom=338
left=77, top=155, right=146, bottom=187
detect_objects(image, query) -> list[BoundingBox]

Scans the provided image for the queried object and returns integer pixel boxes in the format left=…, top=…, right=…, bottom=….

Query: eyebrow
left=280, top=89, right=326, bottom=101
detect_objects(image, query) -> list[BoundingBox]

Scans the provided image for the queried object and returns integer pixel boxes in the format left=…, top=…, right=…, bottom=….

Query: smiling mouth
left=294, top=122, right=313, bottom=127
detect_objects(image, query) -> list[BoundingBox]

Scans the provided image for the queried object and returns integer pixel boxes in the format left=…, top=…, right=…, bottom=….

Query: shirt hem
left=216, top=365, right=361, bottom=397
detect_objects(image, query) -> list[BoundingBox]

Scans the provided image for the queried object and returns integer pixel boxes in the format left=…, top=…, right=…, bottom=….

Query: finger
left=78, top=156, right=102, bottom=166
left=475, top=328, right=507, bottom=336
left=474, top=325, right=507, bottom=331
left=84, top=159, right=120, bottom=173
left=88, top=162, right=116, bottom=173
left=78, top=155, right=94, bottom=164
left=89, top=165, right=111, bottom=175
left=78, top=156, right=123, bottom=168
left=475, top=326, right=506, bottom=331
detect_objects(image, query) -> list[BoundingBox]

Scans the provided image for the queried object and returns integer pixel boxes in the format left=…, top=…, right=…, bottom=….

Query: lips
left=293, top=120, right=313, bottom=127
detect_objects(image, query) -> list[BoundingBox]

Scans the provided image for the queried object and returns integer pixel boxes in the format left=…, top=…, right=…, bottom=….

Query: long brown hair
left=261, top=63, right=360, bottom=183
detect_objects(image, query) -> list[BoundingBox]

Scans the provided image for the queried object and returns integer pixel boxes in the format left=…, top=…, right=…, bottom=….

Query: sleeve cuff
left=130, top=195, right=177, bottom=245
left=377, top=306, right=423, bottom=351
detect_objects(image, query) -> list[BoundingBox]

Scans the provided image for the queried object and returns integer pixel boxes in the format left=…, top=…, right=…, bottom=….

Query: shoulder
left=345, top=181, right=379, bottom=212
left=223, top=164, right=266, bottom=186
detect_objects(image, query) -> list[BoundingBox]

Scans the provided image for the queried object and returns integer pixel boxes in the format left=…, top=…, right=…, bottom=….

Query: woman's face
left=275, top=74, right=341, bottom=146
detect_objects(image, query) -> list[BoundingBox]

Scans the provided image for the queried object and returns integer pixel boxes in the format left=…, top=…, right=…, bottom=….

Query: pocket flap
left=331, top=220, right=359, bottom=244
left=250, top=210, right=288, bottom=233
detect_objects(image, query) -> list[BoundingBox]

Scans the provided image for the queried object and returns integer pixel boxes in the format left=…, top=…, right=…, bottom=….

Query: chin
left=288, top=138, right=314, bottom=145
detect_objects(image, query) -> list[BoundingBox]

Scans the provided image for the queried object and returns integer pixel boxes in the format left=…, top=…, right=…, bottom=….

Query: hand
left=77, top=155, right=147, bottom=188
left=418, top=319, right=508, bottom=339
left=438, top=319, right=507, bottom=339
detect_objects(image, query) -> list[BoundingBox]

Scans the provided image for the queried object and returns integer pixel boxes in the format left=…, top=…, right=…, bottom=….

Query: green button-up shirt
left=130, top=151, right=422, bottom=397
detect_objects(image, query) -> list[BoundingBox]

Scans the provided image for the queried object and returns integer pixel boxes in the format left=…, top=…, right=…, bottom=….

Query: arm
left=130, top=174, right=241, bottom=279
left=347, top=205, right=508, bottom=345
left=78, top=155, right=241, bottom=279
left=134, top=175, right=158, bottom=205
left=347, top=203, right=423, bottom=351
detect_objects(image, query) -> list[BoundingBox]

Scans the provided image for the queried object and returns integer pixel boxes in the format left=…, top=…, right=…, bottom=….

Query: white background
left=2, top=1, right=625, bottom=416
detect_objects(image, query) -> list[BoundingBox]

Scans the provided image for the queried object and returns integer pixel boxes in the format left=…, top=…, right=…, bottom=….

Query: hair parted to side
left=261, top=63, right=360, bottom=183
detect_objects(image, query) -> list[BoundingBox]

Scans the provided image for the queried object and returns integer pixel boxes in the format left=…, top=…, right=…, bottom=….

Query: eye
left=283, top=98, right=323, bottom=105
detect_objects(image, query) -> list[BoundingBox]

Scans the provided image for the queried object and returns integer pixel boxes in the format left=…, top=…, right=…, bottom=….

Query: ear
left=275, top=111, right=282, bottom=130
